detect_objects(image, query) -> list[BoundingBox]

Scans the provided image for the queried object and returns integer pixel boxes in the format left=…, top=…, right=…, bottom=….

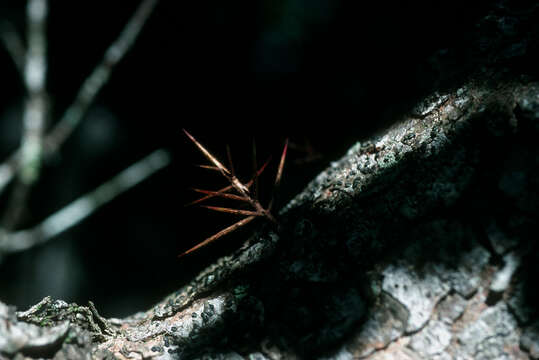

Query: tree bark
left=1, top=1, right=538, bottom=359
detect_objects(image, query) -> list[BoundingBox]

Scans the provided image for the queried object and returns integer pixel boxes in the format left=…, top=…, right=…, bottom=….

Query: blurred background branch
left=0, top=21, right=25, bottom=76
left=0, top=0, right=159, bottom=196
left=43, top=0, right=159, bottom=158
left=0, top=0, right=165, bottom=261
left=0, top=149, right=170, bottom=259
left=20, top=0, right=48, bottom=185
left=1, top=0, right=49, bottom=232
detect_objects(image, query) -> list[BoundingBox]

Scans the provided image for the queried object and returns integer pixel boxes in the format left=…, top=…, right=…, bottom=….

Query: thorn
left=252, top=139, right=258, bottom=200
left=269, top=138, right=288, bottom=210
left=190, top=188, right=248, bottom=202
left=178, top=216, right=257, bottom=257
left=181, top=130, right=287, bottom=258
left=183, top=129, right=230, bottom=177
left=226, top=144, right=236, bottom=178
left=247, top=156, right=271, bottom=187
left=195, top=164, right=220, bottom=171
left=185, top=184, right=235, bottom=207
left=275, top=138, right=288, bottom=188
left=201, top=205, right=260, bottom=217
left=185, top=159, right=270, bottom=207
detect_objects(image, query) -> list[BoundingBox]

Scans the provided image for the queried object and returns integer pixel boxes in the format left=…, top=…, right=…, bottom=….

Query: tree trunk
left=1, top=1, right=538, bottom=359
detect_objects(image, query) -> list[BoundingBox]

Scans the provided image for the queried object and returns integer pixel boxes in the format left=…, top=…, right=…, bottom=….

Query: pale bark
left=1, top=1, right=538, bottom=359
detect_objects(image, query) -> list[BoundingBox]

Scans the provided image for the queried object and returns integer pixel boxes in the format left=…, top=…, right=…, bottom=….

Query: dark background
left=0, top=0, right=490, bottom=317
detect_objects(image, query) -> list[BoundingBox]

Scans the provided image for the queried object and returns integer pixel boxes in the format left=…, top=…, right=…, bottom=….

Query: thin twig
left=0, top=149, right=170, bottom=256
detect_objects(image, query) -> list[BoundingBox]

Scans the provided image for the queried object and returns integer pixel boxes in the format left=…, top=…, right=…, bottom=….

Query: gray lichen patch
left=0, top=300, right=70, bottom=357
left=348, top=293, right=409, bottom=358
left=151, top=230, right=279, bottom=320
left=99, top=294, right=238, bottom=359
left=357, top=339, right=421, bottom=360
left=410, top=91, right=451, bottom=118
left=382, top=263, right=449, bottom=333
left=14, top=297, right=114, bottom=343
left=436, top=293, right=467, bottom=325
left=455, top=303, right=520, bottom=359
left=432, top=245, right=491, bottom=299
left=125, top=295, right=231, bottom=343
left=408, top=320, right=452, bottom=357
left=400, top=219, right=491, bottom=299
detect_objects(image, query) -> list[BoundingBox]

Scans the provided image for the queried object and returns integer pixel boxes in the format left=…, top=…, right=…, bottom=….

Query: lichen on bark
left=1, top=0, right=538, bottom=359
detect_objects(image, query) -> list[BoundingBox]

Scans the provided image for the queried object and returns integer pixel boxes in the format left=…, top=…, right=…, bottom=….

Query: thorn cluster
left=180, top=129, right=288, bottom=257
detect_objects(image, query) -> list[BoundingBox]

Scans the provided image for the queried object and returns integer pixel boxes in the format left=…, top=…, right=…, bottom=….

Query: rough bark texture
left=1, top=1, right=538, bottom=359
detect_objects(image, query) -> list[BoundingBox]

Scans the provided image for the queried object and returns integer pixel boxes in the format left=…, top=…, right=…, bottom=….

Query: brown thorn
left=226, top=144, right=236, bottom=178
left=195, top=164, right=220, bottom=171
left=185, top=184, right=234, bottom=207
left=181, top=133, right=286, bottom=259
left=190, top=188, right=248, bottom=202
left=185, top=159, right=271, bottom=207
left=178, top=215, right=257, bottom=257
left=275, top=138, right=288, bottom=188
left=184, top=130, right=251, bottom=197
left=201, top=206, right=260, bottom=217
left=269, top=138, right=288, bottom=211
left=183, top=129, right=231, bottom=177
left=246, top=156, right=271, bottom=187
left=252, top=139, right=258, bottom=200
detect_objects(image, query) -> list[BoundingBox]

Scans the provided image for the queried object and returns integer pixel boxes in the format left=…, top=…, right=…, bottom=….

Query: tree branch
left=0, top=0, right=163, bottom=262
left=0, top=0, right=159, bottom=196
left=43, top=0, right=159, bottom=157
left=0, top=149, right=170, bottom=257
left=19, top=0, right=48, bottom=185
left=0, top=21, right=26, bottom=75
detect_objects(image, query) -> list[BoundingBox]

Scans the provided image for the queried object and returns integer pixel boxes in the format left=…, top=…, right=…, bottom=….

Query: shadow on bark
left=209, top=93, right=535, bottom=358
